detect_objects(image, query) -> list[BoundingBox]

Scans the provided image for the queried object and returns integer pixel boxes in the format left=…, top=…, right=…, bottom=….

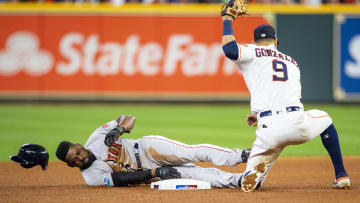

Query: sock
left=320, top=124, right=348, bottom=179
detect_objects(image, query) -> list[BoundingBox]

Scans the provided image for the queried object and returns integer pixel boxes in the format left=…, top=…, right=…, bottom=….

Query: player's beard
left=80, top=150, right=96, bottom=170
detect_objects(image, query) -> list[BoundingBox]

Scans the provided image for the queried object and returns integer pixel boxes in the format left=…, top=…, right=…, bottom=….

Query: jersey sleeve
left=96, top=115, right=128, bottom=133
left=81, top=160, right=114, bottom=186
left=234, top=44, right=255, bottom=68
left=89, top=120, right=119, bottom=138
left=99, top=120, right=119, bottom=132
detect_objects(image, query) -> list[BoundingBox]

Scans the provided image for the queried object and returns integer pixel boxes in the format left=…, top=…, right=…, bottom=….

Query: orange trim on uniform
left=310, top=114, right=330, bottom=118
left=238, top=44, right=242, bottom=61
left=143, top=136, right=233, bottom=153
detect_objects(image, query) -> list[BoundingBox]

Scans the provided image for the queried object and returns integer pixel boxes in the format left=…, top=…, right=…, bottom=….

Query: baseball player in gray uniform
left=221, top=1, right=350, bottom=192
left=56, top=115, right=251, bottom=188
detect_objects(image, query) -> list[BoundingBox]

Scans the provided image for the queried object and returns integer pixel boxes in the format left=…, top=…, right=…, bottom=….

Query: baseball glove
left=221, top=0, right=248, bottom=20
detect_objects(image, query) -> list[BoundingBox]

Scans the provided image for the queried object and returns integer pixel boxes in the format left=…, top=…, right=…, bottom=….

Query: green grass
left=1, top=104, right=359, bottom=161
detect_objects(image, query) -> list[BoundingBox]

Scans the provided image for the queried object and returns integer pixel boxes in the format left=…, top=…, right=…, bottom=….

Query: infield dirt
left=1, top=157, right=359, bottom=203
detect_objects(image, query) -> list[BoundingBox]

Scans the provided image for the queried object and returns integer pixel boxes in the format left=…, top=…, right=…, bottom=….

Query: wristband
left=115, top=125, right=125, bottom=135
left=223, top=20, right=234, bottom=36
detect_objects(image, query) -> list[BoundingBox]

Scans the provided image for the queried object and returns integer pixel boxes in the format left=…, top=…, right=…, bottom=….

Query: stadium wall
left=0, top=3, right=359, bottom=102
left=277, top=14, right=334, bottom=102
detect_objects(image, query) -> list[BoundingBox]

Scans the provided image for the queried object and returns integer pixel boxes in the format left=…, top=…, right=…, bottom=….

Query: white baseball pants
left=137, top=135, right=244, bottom=188
left=242, top=109, right=332, bottom=188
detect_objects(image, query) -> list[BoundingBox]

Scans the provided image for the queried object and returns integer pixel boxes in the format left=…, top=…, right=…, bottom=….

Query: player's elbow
left=82, top=173, right=112, bottom=186
left=84, top=178, right=100, bottom=186
left=222, top=41, right=239, bottom=61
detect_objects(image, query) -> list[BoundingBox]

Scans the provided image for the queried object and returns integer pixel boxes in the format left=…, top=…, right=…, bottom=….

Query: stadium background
left=0, top=3, right=360, bottom=202
left=0, top=3, right=359, bottom=164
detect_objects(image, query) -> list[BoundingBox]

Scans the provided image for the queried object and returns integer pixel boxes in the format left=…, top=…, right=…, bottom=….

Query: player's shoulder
left=81, top=159, right=112, bottom=174
left=84, top=120, right=117, bottom=148
left=238, top=43, right=254, bottom=48
left=81, top=160, right=113, bottom=186
left=97, top=120, right=118, bottom=131
left=87, top=120, right=118, bottom=137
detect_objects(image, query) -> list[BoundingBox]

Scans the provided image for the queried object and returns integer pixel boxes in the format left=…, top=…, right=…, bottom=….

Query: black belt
left=259, top=106, right=300, bottom=118
left=134, top=143, right=142, bottom=168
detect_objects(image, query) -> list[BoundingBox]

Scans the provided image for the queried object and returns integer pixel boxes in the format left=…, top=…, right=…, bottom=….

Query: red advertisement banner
left=0, top=14, right=268, bottom=98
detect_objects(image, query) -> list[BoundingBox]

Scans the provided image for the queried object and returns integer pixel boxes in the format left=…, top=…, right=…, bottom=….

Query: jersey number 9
left=272, top=59, right=288, bottom=81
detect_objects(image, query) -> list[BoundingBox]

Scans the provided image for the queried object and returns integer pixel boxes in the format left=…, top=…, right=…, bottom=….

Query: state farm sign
left=0, top=31, right=239, bottom=77
left=56, top=33, right=238, bottom=76
left=0, top=15, right=268, bottom=97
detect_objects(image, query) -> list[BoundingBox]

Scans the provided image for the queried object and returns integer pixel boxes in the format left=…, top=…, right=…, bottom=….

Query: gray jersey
left=80, top=116, right=247, bottom=188
left=81, top=117, right=137, bottom=186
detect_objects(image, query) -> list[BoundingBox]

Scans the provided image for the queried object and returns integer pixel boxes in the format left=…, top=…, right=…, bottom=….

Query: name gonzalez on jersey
left=254, top=47, right=298, bottom=67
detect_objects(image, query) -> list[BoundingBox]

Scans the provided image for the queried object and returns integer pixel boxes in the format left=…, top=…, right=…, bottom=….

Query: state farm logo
left=0, top=31, right=53, bottom=76
left=0, top=31, right=239, bottom=77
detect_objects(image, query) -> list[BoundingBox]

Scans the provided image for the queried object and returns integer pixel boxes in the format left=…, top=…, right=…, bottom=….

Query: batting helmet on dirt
left=10, top=143, right=49, bottom=170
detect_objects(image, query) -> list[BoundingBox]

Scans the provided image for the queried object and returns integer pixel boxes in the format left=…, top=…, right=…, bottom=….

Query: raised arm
left=104, top=115, right=136, bottom=147
left=222, top=16, right=236, bottom=46
left=220, top=0, right=247, bottom=61
left=222, top=16, right=239, bottom=61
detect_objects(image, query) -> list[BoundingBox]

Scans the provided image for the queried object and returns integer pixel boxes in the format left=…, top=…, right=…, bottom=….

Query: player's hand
left=120, top=115, right=136, bottom=132
left=104, top=125, right=126, bottom=147
left=155, top=166, right=181, bottom=180
left=247, top=113, right=258, bottom=127
left=221, top=0, right=248, bottom=20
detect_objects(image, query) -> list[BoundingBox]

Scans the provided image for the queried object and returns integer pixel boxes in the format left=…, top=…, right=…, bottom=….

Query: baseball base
left=151, top=179, right=211, bottom=190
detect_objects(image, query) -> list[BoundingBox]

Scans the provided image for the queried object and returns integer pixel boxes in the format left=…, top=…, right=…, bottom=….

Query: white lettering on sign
left=83, top=34, right=99, bottom=75
left=57, top=32, right=83, bottom=76
left=138, top=42, right=162, bottom=76
left=0, top=31, right=53, bottom=76
left=0, top=31, right=240, bottom=77
left=98, top=42, right=122, bottom=76
left=123, top=35, right=139, bottom=76
left=345, top=34, right=360, bottom=78
left=163, top=34, right=191, bottom=76
left=183, top=43, right=207, bottom=76
left=206, top=44, right=223, bottom=76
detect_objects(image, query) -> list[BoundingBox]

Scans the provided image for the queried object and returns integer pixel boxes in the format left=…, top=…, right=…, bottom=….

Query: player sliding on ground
left=220, top=0, right=350, bottom=192
left=56, top=115, right=251, bottom=188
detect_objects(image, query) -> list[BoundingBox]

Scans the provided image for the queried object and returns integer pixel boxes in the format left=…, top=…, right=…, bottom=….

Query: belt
left=259, top=106, right=301, bottom=118
left=134, top=143, right=142, bottom=168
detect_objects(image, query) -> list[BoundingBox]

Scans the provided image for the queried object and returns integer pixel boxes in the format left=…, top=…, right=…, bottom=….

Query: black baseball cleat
left=241, top=148, right=251, bottom=163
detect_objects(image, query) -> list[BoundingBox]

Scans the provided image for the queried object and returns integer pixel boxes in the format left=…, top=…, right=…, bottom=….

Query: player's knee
left=308, top=109, right=333, bottom=124
left=326, top=116, right=333, bottom=126
left=321, top=110, right=333, bottom=126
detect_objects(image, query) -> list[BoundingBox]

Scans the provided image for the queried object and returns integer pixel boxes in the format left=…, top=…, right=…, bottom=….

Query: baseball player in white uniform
left=221, top=12, right=350, bottom=192
left=56, top=115, right=251, bottom=188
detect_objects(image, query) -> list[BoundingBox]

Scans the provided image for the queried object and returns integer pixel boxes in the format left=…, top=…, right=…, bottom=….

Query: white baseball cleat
left=241, top=162, right=266, bottom=192
left=332, top=177, right=350, bottom=189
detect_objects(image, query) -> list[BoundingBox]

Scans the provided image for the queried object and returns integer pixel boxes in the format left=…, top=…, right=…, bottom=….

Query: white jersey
left=233, top=43, right=338, bottom=192
left=81, top=118, right=138, bottom=186
left=234, top=44, right=303, bottom=113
